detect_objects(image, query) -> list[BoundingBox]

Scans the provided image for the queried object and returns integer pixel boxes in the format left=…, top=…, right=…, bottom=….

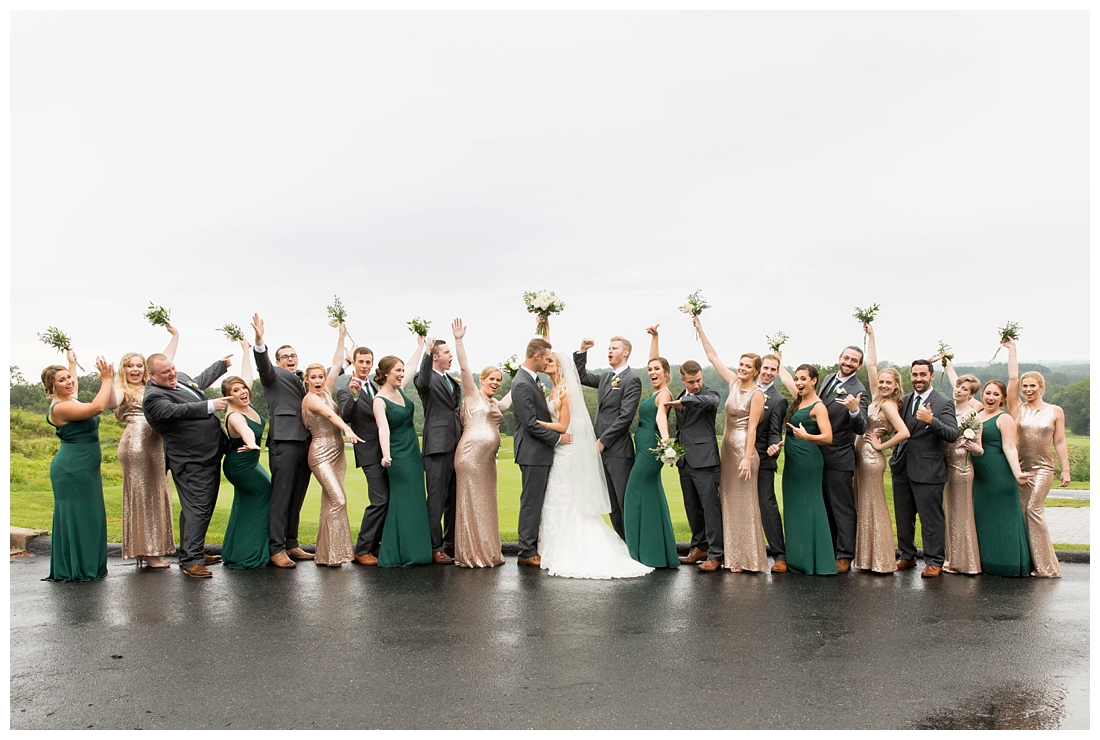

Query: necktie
left=178, top=383, right=202, bottom=401
left=824, top=376, right=838, bottom=397
left=912, top=394, right=922, bottom=416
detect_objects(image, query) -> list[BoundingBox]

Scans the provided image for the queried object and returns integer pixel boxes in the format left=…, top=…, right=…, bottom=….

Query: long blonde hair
left=872, top=367, right=905, bottom=410
left=117, top=352, right=149, bottom=407
left=548, top=353, right=568, bottom=418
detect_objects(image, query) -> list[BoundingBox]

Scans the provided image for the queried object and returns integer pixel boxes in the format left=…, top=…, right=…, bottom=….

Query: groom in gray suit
left=512, top=337, right=571, bottom=566
left=574, top=336, right=642, bottom=539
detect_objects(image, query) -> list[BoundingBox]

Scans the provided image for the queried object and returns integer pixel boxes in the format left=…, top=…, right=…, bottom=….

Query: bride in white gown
left=536, top=351, right=652, bottom=580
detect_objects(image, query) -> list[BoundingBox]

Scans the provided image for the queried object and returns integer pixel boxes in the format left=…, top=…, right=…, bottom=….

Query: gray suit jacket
left=817, top=371, right=870, bottom=472
left=889, top=388, right=958, bottom=485
left=755, top=384, right=788, bottom=472
left=573, top=352, right=642, bottom=458
left=673, top=385, right=721, bottom=469
left=511, top=369, right=559, bottom=467
left=142, top=359, right=229, bottom=471
left=254, top=346, right=309, bottom=444
left=413, top=351, right=463, bottom=456
left=337, top=377, right=382, bottom=468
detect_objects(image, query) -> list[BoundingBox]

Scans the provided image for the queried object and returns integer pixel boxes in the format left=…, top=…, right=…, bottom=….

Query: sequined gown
left=851, top=403, right=898, bottom=573
left=302, top=394, right=354, bottom=566
left=943, top=411, right=981, bottom=575
left=378, top=390, right=433, bottom=567
left=453, top=393, right=506, bottom=568
left=781, top=403, right=837, bottom=576
left=222, top=412, right=272, bottom=569
left=971, top=413, right=1032, bottom=577
left=1015, top=404, right=1061, bottom=578
left=718, top=384, right=768, bottom=572
left=623, top=393, right=679, bottom=568
left=45, top=407, right=107, bottom=582
left=114, top=394, right=176, bottom=560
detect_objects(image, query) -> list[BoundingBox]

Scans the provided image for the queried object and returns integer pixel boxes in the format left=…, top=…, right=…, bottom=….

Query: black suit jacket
left=889, top=388, right=958, bottom=485
left=413, top=351, right=463, bottom=456
left=755, top=383, right=788, bottom=472
left=817, top=372, right=870, bottom=472
left=142, top=360, right=229, bottom=471
left=511, top=369, right=559, bottom=466
left=337, top=377, right=383, bottom=468
left=254, top=346, right=309, bottom=444
left=673, top=385, right=721, bottom=469
left=574, top=352, right=642, bottom=459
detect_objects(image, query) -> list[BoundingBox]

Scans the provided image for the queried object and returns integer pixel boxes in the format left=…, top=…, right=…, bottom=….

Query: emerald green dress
left=781, top=403, right=837, bottom=576
left=45, top=406, right=108, bottom=582
left=623, top=393, right=679, bottom=568
left=222, top=412, right=272, bottom=569
left=378, top=391, right=433, bottom=567
left=971, top=413, right=1033, bottom=577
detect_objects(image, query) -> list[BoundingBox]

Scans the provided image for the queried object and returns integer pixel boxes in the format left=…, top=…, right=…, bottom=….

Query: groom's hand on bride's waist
left=558, top=433, right=573, bottom=445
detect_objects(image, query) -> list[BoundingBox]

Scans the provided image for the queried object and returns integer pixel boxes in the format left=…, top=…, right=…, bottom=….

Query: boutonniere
left=835, top=386, right=848, bottom=397
left=610, top=376, right=621, bottom=388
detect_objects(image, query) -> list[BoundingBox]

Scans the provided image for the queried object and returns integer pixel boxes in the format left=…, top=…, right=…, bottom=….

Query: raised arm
left=574, top=338, right=600, bottom=389
left=251, top=313, right=277, bottom=388
left=1005, top=338, right=1021, bottom=417
left=646, top=325, right=660, bottom=361
left=451, top=319, right=477, bottom=399
left=324, top=323, right=347, bottom=394
left=50, top=358, right=116, bottom=423
left=163, top=323, right=180, bottom=362
left=775, top=352, right=798, bottom=399
left=238, top=339, right=254, bottom=389
left=864, top=323, right=879, bottom=391
left=694, top=316, right=736, bottom=386
left=67, top=349, right=79, bottom=397
left=194, top=357, right=231, bottom=391
left=405, top=336, right=426, bottom=390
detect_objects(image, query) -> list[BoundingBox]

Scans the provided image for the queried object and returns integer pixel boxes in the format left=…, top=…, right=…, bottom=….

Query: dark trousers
left=268, top=439, right=312, bottom=555
left=423, top=451, right=457, bottom=553
left=354, top=463, right=390, bottom=556
left=171, top=459, right=222, bottom=567
left=517, top=464, right=550, bottom=558
left=822, top=467, right=857, bottom=560
left=601, top=454, right=634, bottom=540
left=892, top=473, right=946, bottom=566
left=678, top=463, right=723, bottom=560
left=757, top=466, right=785, bottom=560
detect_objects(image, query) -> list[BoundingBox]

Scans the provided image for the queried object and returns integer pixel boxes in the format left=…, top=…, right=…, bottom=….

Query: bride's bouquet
left=498, top=355, right=521, bottom=379
left=523, top=290, right=565, bottom=337
left=650, top=439, right=685, bottom=467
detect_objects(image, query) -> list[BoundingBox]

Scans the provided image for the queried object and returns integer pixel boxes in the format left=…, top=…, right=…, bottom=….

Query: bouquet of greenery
left=407, top=318, right=431, bottom=337
left=853, top=303, right=880, bottom=350
left=144, top=302, right=172, bottom=327
left=936, top=340, right=954, bottom=368
left=219, top=323, right=246, bottom=342
left=498, top=355, right=521, bottom=379
left=325, top=295, right=356, bottom=345
left=766, top=331, right=788, bottom=353
left=679, top=289, right=710, bottom=317
left=38, top=326, right=84, bottom=370
left=523, top=290, right=565, bottom=337
left=989, top=321, right=1021, bottom=364
left=650, top=439, right=685, bottom=467
left=958, top=413, right=982, bottom=443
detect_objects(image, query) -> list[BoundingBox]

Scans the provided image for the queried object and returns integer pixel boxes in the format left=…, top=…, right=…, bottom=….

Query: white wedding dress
left=537, top=358, right=652, bottom=580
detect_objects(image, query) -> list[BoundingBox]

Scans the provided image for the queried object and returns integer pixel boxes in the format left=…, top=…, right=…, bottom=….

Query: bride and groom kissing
left=511, top=334, right=651, bottom=579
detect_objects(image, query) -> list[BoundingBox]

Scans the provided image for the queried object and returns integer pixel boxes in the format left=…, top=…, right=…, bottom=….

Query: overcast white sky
left=9, top=10, right=1089, bottom=381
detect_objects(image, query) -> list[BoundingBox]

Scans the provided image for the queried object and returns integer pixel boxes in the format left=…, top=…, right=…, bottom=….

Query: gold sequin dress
left=852, top=402, right=898, bottom=573
left=943, top=412, right=982, bottom=574
left=1015, top=404, right=1061, bottom=578
left=718, top=384, right=768, bottom=572
left=453, top=393, right=506, bottom=568
left=302, top=394, right=354, bottom=566
left=115, top=394, right=176, bottom=560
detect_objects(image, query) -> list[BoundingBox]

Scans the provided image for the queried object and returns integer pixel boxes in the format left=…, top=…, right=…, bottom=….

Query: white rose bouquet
left=766, top=331, right=788, bottom=353
left=523, top=290, right=565, bottom=337
left=958, top=413, right=981, bottom=443
left=498, top=355, right=521, bottom=379
left=650, top=439, right=685, bottom=467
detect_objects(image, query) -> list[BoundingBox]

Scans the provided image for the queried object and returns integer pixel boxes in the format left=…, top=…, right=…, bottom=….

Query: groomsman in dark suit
left=890, top=359, right=959, bottom=577
left=574, top=336, right=643, bottom=539
left=667, top=360, right=724, bottom=571
left=816, top=345, right=870, bottom=572
left=143, top=353, right=230, bottom=578
left=251, top=314, right=317, bottom=569
left=414, top=336, right=463, bottom=563
left=756, top=354, right=789, bottom=572
left=337, top=346, right=386, bottom=566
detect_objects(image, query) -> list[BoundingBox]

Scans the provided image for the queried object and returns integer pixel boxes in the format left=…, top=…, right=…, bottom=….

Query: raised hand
left=579, top=338, right=595, bottom=352
left=348, top=376, right=363, bottom=396
left=95, top=357, right=114, bottom=382
left=251, top=313, right=265, bottom=346
left=646, top=325, right=659, bottom=336
left=221, top=354, right=234, bottom=369
left=452, top=318, right=466, bottom=340
left=165, top=322, right=179, bottom=338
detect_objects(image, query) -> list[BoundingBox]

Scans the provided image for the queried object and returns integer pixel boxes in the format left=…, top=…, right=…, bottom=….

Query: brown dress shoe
left=835, top=558, right=851, bottom=573
left=770, top=560, right=788, bottom=573
left=896, top=559, right=917, bottom=570
left=921, top=564, right=943, bottom=578
left=432, top=551, right=455, bottom=564
left=286, top=547, right=315, bottom=561
left=679, top=547, right=707, bottom=564
left=517, top=555, right=541, bottom=567
left=204, top=554, right=222, bottom=565
left=353, top=552, right=378, bottom=566
left=270, top=551, right=296, bottom=568
left=698, top=559, right=721, bottom=572
left=181, top=564, right=212, bottom=578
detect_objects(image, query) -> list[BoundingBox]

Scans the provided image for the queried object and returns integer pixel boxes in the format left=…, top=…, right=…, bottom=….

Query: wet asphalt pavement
left=9, top=539, right=1090, bottom=730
